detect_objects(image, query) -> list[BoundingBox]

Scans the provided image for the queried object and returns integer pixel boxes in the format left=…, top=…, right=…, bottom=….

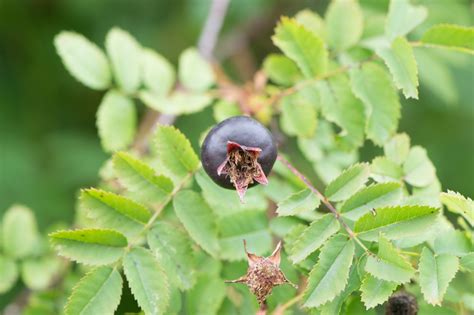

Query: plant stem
left=273, top=291, right=305, bottom=315
left=277, top=155, right=370, bottom=253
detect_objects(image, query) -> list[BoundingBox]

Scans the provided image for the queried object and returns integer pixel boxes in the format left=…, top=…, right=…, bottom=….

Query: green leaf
left=377, top=37, right=419, bottom=99
left=317, top=74, right=366, bottom=149
left=341, top=182, right=403, bottom=220
left=350, top=62, right=400, bottom=145
left=213, top=100, right=241, bottom=122
left=272, top=17, right=328, bottom=78
left=142, top=48, right=175, bottom=96
left=2, top=205, right=38, bottom=258
left=50, top=229, right=127, bottom=265
left=54, top=31, right=111, bottom=90
left=421, top=24, right=474, bottom=55
left=419, top=247, right=459, bottom=305
left=325, top=0, right=363, bottom=52
left=21, top=256, right=62, bottom=290
left=303, top=234, right=355, bottom=308
left=105, top=27, right=141, bottom=93
left=218, top=210, right=272, bottom=261
left=294, top=9, right=325, bottom=38
left=195, top=170, right=267, bottom=216
left=289, top=214, right=340, bottom=263
left=276, top=188, right=320, bottom=217
left=179, top=47, right=215, bottom=92
left=325, top=163, right=370, bottom=202
left=97, top=91, right=136, bottom=152
left=440, top=190, right=474, bottom=226
left=434, top=230, right=471, bottom=256
left=319, top=265, right=360, bottom=315
left=65, top=266, right=122, bottom=315
left=263, top=54, right=301, bottom=86
left=360, top=273, right=398, bottom=309
left=113, top=152, right=174, bottom=205
left=148, top=222, right=196, bottom=290
left=385, top=0, right=427, bottom=39
left=140, top=91, right=213, bottom=115
left=0, top=255, right=18, bottom=293
left=460, top=253, right=474, bottom=272
left=384, top=133, right=410, bottom=165
left=403, top=146, right=436, bottom=187
left=173, top=190, right=220, bottom=256
left=81, top=188, right=151, bottom=237
left=123, top=247, right=170, bottom=315
left=355, top=205, right=439, bottom=241
left=154, top=125, right=200, bottom=183
left=280, top=94, right=317, bottom=138
left=186, top=274, right=226, bottom=315
left=365, top=234, right=415, bottom=284
left=371, top=156, right=403, bottom=182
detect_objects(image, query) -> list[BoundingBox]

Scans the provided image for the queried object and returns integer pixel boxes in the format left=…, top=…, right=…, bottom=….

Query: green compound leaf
left=105, top=27, right=141, bottom=93
left=272, top=17, right=328, bottom=78
left=325, top=163, right=370, bottom=202
left=142, top=48, right=175, bottom=97
left=371, top=156, right=403, bottom=182
left=65, top=266, right=122, bottom=315
left=179, top=47, right=215, bottom=92
left=140, top=91, right=213, bottom=115
left=384, top=133, right=410, bottom=165
left=213, top=100, right=241, bottom=122
left=113, top=151, right=174, bottom=205
left=433, top=230, right=471, bottom=256
left=317, top=74, right=366, bottom=150
left=185, top=274, right=226, bottom=315
left=124, top=247, right=170, bottom=315
left=148, top=222, right=196, bottom=290
left=289, top=214, right=340, bottom=264
left=21, top=256, right=61, bottom=290
left=419, top=247, right=459, bottom=305
left=217, top=210, right=272, bottom=261
left=377, top=37, right=419, bottom=99
left=97, top=91, right=136, bottom=152
left=80, top=188, right=151, bottom=237
left=403, top=146, right=436, bottom=187
left=294, top=9, right=325, bottom=38
left=303, top=234, right=355, bottom=308
left=421, top=24, right=474, bottom=55
left=263, top=53, right=301, bottom=86
left=50, top=229, right=127, bottom=265
left=360, top=273, right=398, bottom=309
left=0, top=255, right=18, bottom=293
left=325, top=0, right=363, bottom=52
left=350, top=62, right=400, bottom=146
left=460, top=253, right=474, bottom=272
left=54, top=31, right=111, bottom=90
left=385, top=0, right=427, bottom=39
left=279, top=94, right=317, bottom=138
left=440, top=190, right=474, bottom=226
left=2, top=204, right=39, bottom=259
left=173, top=190, right=220, bottom=257
left=154, top=125, right=200, bottom=183
left=341, top=182, right=403, bottom=221
left=355, top=205, right=439, bottom=241
left=365, top=234, right=415, bottom=284
left=276, top=188, right=320, bottom=217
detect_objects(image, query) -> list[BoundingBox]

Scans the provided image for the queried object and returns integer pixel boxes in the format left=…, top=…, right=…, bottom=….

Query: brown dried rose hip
left=201, top=116, right=277, bottom=201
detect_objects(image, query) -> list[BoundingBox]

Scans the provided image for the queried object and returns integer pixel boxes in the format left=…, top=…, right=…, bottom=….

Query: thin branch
left=198, top=0, right=231, bottom=60
left=273, top=291, right=305, bottom=315
left=277, top=155, right=370, bottom=253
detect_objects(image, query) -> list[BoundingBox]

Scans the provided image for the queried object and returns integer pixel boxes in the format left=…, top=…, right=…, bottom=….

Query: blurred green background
left=0, top=0, right=472, bottom=231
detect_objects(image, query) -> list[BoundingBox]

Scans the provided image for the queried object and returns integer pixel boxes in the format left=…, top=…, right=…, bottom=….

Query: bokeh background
left=0, top=0, right=472, bottom=231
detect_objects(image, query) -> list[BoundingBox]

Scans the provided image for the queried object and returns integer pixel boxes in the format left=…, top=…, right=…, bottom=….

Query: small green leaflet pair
left=50, top=125, right=200, bottom=315
left=55, top=28, right=216, bottom=152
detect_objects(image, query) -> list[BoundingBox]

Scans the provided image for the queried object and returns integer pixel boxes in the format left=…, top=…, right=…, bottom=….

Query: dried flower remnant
left=226, top=240, right=296, bottom=308
left=217, top=141, right=268, bottom=201
left=385, top=291, right=419, bottom=315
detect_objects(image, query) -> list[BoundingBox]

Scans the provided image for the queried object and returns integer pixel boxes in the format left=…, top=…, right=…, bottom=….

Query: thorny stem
left=277, top=155, right=371, bottom=254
